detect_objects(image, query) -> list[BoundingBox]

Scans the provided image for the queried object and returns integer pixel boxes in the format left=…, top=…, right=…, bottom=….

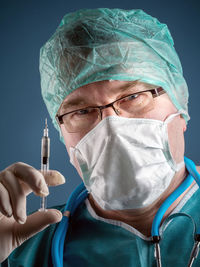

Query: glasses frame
left=56, top=87, right=165, bottom=125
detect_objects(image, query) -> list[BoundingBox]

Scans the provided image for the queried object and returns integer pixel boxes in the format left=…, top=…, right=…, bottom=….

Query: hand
left=0, top=162, right=65, bottom=263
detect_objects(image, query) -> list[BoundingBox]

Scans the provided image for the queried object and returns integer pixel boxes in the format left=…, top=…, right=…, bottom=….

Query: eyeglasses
left=56, top=87, right=165, bottom=133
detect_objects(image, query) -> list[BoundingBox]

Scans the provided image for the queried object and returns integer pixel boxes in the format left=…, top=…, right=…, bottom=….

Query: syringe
left=39, top=118, right=50, bottom=211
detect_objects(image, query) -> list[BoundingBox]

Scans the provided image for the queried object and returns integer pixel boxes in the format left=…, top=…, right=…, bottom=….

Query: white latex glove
left=0, top=162, right=65, bottom=263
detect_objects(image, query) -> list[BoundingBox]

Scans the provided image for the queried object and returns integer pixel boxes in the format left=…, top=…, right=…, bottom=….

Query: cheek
left=60, top=125, right=85, bottom=152
left=167, top=117, right=185, bottom=162
left=60, top=125, right=84, bottom=178
left=143, top=96, right=178, bottom=121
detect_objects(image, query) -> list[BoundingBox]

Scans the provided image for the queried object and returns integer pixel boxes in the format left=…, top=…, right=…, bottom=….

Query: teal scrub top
left=1, top=183, right=200, bottom=267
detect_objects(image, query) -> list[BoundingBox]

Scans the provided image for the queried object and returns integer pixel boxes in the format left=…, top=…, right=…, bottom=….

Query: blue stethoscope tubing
left=51, top=183, right=88, bottom=267
left=51, top=157, right=200, bottom=267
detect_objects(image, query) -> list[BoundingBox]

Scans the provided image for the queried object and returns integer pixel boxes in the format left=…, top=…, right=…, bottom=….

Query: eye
left=72, top=108, right=97, bottom=118
left=75, top=109, right=90, bottom=115
left=126, top=94, right=139, bottom=101
left=120, top=93, right=139, bottom=103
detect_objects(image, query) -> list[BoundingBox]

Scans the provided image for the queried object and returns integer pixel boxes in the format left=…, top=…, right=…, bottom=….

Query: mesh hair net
left=39, top=8, right=189, bottom=142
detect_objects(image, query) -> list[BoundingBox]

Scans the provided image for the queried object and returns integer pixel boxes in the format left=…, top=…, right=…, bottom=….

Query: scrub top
left=1, top=183, right=200, bottom=267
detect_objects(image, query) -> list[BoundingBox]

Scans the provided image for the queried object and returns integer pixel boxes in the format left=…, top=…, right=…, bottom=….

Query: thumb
left=40, top=170, right=66, bottom=186
left=13, top=209, right=62, bottom=247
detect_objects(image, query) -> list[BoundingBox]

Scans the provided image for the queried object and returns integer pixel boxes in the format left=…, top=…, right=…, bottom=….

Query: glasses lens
left=115, top=91, right=154, bottom=116
left=63, top=107, right=100, bottom=133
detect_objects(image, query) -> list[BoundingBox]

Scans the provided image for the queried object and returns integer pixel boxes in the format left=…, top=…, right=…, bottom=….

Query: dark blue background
left=1, top=0, right=200, bottom=213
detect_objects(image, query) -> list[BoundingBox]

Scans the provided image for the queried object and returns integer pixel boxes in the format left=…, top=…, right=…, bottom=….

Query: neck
left=88, top=166, right=195, bottom=237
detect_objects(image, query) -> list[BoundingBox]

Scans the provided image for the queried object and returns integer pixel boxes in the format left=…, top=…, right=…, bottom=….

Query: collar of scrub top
left=51, top=157, right=200, bottom=267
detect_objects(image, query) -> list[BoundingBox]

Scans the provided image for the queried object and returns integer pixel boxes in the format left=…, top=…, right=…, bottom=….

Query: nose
left=101, top=106, right=119, bottom=120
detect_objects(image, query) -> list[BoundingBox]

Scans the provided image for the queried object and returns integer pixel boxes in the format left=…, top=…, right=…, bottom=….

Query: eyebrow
left=60, top=98, right=89, bottom=112
left=59, top=81, right=145, bottom=114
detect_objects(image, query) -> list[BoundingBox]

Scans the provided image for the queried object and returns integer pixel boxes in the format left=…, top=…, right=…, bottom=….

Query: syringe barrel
left=41, top=136, right=50, bottom=159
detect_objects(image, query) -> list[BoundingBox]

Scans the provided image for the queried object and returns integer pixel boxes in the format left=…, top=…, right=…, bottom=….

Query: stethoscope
left=51, top=157, right=200, bottom=267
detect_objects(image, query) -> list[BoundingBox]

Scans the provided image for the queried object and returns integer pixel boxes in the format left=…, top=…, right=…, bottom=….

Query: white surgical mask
left=69, top=114, right=184, bottom=210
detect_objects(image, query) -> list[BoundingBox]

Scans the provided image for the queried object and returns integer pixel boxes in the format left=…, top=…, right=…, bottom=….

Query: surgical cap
left=39, top=8, right=189, bottom=142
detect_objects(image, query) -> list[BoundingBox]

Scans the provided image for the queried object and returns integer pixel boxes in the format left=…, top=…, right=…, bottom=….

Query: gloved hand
left=0, top=162, right=65, bottom=263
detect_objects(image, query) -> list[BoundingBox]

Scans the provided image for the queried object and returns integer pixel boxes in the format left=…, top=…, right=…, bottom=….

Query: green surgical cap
left=39, top=8, right=189, bottom=142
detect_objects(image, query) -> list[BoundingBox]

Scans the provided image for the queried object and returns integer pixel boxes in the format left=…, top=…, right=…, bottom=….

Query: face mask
left=69, top=114, right=184, bottom=210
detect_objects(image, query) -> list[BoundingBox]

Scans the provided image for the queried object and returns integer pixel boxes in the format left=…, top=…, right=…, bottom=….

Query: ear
left=180, top=115, right=187, bottom=132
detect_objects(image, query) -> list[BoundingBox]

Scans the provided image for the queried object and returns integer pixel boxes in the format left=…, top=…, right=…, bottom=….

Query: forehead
left=66, top=80, right=140, bottom=98
left=59, top=80, right=154, bottom=107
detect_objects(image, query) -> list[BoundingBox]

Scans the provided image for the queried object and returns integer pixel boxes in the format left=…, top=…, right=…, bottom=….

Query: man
left=0, top=8, right=199, bottom=267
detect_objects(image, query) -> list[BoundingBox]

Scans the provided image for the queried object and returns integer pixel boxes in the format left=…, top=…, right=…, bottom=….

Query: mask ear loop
left=164, top=112, right=181, bottom=124
left=164, top=109, right=188, bottom=125
left=163, top=110, right=185, bottom=172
